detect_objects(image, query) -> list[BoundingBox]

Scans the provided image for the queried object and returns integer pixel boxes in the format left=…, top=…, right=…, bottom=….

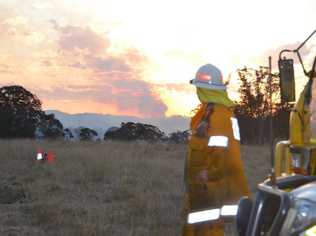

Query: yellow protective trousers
left=182, top=103, right=250, bottom=236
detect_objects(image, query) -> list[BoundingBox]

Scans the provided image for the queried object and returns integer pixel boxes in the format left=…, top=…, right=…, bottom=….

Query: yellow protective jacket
left=185, top=103, right=250, bottom=211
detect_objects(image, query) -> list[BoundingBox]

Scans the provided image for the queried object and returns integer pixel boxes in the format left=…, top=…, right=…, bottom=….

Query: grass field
left=0, top=140, right=271, bottom=236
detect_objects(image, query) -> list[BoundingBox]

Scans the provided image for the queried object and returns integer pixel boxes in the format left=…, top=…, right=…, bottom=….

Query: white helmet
left=190, top=64, right=226, bottom=90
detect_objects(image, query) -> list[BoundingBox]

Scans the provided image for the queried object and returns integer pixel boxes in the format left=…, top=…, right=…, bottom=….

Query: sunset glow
left=0, top=0, right=315, bottom=117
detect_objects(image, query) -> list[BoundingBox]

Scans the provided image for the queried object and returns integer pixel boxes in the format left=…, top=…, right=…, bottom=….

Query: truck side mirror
left=279, top=58, right=295, bottom=102
left=236, top=197, right=253, bottom=236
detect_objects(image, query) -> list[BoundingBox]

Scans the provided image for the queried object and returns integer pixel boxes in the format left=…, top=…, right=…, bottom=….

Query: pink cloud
left=53, top=22, right=109, bottom=54
left=0, top=17, right=168, bottom=118
left=52, top=23, right=136, bottom=74
left=31, top=22, right=168, bottom=117
left=85, top=55, right=130, bottom=72
left=34, top=77, right=167, bottom=118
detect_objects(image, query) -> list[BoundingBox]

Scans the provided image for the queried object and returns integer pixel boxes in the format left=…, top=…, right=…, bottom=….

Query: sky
left=0, top=0, right=315, bottom=118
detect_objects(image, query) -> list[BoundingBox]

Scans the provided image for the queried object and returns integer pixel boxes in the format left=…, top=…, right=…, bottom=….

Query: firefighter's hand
left=196, top=170, right=208, bottom=182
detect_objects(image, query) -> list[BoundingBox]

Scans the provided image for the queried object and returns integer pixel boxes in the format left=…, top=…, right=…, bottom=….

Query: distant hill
left=45, top=110, right=190, bottom=137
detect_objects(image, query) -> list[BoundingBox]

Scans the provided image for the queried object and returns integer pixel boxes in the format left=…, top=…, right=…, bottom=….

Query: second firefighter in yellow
left=182, top=64, right=250, bottom=236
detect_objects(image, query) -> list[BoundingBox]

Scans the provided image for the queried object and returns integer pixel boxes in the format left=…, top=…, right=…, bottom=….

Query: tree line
left=0, top=86, right=64, bottom=139
left=234, top=67, right=293, bottom=144
left=0, top=67, right=293, bottom=144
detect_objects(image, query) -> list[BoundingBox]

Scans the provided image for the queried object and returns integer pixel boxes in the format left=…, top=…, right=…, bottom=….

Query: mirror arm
left=279, top=49, right=293, bottom=61
left=279, top=30, right=316, bottom=77
left=310, top=57, right=316, bottom=79
left=294, top=30, right=316, bottom=76
left=296, top=30, right=316, bottom=51
left=295, top=50, right=309, bottom=76
left=303, top=57, right=316, bottom=105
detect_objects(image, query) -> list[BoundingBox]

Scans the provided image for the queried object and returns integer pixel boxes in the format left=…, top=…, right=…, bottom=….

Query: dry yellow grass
left=0, top=140, right=271, bottom=236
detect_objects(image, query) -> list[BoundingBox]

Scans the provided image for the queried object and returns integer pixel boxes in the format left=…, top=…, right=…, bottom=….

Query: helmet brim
left=191, top=79, right=226, bottom=90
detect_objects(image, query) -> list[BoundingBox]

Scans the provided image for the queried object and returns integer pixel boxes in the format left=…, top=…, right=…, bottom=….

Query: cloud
left=35, top=78, right=167, bottom=118
left=51, top=21, right=109, bottom=55
left=0, top=14, right=168, bottom=118
left=85, top=55, right=130, bottom=72
left=24, top=22, right=168, bottom=117
left=123, top=48, right=149, bottom=65
left=52, top=23, right=136, bottom=74
left=52, top=23, right=167, bottom=117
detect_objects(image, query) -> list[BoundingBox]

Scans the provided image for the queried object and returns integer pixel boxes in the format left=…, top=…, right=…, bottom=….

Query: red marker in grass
left=47, top=151, right=55, bottom=163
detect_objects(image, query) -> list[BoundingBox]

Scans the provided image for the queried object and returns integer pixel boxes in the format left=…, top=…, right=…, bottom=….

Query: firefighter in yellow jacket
left=182, top=64, right=250, bottom=236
